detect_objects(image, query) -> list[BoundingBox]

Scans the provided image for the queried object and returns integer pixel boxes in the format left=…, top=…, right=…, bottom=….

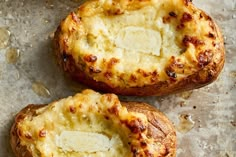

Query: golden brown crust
left=123, top=102, right=176, bottom=157
left=10, top=105, right=45, bottom=157
left=10, top=102, right=176, bottom=157
left=53, top=0, right=225, bottom=96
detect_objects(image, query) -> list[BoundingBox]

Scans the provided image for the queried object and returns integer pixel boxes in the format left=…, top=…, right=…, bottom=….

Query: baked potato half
left=54, top=0, right=225, bottom=96
left=10, top=89, right=176, bottom=157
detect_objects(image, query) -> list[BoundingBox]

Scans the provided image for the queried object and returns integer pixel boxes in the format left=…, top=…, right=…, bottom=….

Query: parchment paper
left=0, top=0, right=235, bottom=156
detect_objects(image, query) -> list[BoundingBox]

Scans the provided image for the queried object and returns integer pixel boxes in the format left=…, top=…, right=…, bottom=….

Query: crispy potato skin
left=10, top=105, right=45, bottom=157
left=124, top=102, right=176, bottom=157
left=10, top=103, right=176, bottom=157
left=54, top=0, right=225, bottom=96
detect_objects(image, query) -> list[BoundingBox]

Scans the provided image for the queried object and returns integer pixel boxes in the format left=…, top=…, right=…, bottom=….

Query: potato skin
left=123, top=102, right=176, bottom=157
left=53, top=0, right=225, bottom=96
left=10, top=105, right=45, bottom=157
left=10, top=102, right=176, bottom=157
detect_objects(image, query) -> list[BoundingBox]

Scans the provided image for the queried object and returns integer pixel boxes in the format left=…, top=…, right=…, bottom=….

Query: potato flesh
left=56, top=131, right=112, bottom=153
left=115, top=26, right=162, bottom=56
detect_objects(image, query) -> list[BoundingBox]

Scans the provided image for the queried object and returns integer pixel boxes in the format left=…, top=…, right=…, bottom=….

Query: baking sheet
left=0, top=0, right=235, bottom=156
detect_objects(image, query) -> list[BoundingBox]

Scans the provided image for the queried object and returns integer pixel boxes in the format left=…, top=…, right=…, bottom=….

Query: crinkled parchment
left=0, top=0, right=235, bottom=156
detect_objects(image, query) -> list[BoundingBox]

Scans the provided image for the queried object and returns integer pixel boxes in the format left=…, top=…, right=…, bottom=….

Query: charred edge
left=107, top=105, right=119, bottom=116
left=150, top=70, right=159, bottom=82
left=152, top=70, right=158, bottom=77
left=140, top=141, right=147, bottom=148
left=122, top=119, right=146, bottom=134
left=130, top=74, right=137, bottom=82
left=107, top=8, right=124, bottom=15
left=181, top=12, right=193, bottom=23
left=198, top=50, right=213, bottom=68
left=39, top=129, right=46, bottom=137
left=183, top=35, right=204, bottom=47
left=71, top=12, right=81, bottom=23
left=89, top=66, right=102, bottom=73
left=199, top=13, right=203, bottom=19
left=107, top=58, right=119, bottom=69
left=177, top=23, right=185, bottom=30
left=15, top=114, right=26, bottom=123
left=208, top=32, right=215, bottom=39
left=209, top=21, right=216, bottom=31
left=163, top=12, right=177, bottom=23
left=180, top=48, right=187, bottom=54
left=212, top=41, right=217, bottom=47
left=161, top=146, right=170, bottom=156
left=144, top=150, right=154, bottom=157
left=69, top=106, right=76, bottom=113
left=169, top=56, right=184, bottom=69
left=169, top=12, right=177, bottom=17
left=166, top=68, right=177, bottom=79
left=163, top=16, right=171, bottom=23
left=104, top=115, right=110, bottom=120
left=131, top=146, right=139, bottom=156
left=84, top=54, right=97, bottom=63
left=104, top=72, right=113, bottom=80
left=175, top=59, right=184, bottom=68
left=183, top=0, right=193, bottom=6
left=17, top=129, right=22, bottom=137
left=24, top=133, right=32, bottom=139
left=137, top=69, right=151, bottom=77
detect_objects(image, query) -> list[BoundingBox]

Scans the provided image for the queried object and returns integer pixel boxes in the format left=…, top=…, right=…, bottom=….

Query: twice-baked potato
left=54, top=0, right=225, bottom=96
left=10, top=89, right=176, bottom=157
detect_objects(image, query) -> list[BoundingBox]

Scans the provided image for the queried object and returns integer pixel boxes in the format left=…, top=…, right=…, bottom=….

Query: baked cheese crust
left=54, top=0, right=224, bottom=96
left=10, top=90, right=176, bottom=157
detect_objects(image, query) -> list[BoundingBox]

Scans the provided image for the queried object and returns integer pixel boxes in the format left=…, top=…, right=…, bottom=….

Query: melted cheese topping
left=72, top=5, right=181, bottom=86
left=17, top=90, right=162, bottom=157
left=59, top=0, right=222, bottom=88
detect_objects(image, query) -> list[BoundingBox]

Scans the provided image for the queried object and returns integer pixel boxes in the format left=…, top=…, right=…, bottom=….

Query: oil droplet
left=178, top=91, right=193, bottom=99
left=229, top=71, right=236, bottom=78
left=176, top=114, right=195, bottom=133
left=5, top=47, right=20, bottom=64
left=0, top=27, right=10, bottom=49
left=32, top=82, right=51, bottom=98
